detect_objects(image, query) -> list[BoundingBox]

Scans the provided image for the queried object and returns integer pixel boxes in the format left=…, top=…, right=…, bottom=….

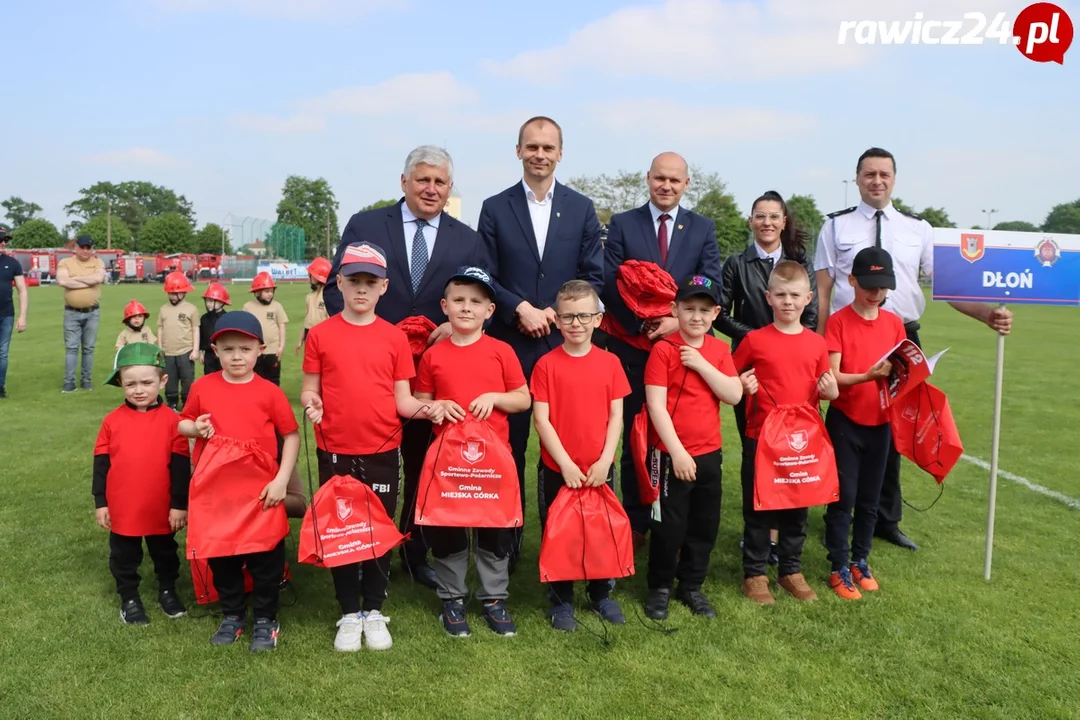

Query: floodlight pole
left=984, top=306, right=1006, bottom=581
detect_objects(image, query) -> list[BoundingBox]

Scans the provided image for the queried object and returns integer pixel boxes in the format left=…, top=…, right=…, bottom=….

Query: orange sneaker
left=850, top=560, right=879, bottom=592
left=828, top=567, right=863, bottom=600
left=777, top=573, right=818, bottom=601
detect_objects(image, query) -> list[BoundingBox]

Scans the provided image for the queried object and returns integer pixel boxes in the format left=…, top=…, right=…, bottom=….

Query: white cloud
left=81, top=147, right=182, bottom=168
left=588, top=99, right=815, bottom=139
left=156, top=0, right=396, bottom=19
left=229, top=113, right=326, bottom=135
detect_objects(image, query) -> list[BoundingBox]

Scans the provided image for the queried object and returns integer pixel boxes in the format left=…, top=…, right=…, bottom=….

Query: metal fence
left=222, top=214, right=306, bottom=263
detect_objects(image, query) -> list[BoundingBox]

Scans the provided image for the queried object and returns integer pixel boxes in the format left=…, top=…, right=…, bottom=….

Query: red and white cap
left=340, top=242, right=388, bottom=278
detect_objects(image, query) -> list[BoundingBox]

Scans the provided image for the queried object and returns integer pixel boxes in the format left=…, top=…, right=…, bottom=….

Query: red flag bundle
left=754, top=404, right=840, bottom=511
left=599, top=260, right=678, bottom=351
left=889, top=382, right=963, bottom=483
left=298, top=475, right=408, bottom=567
left=186, top=436, right=290, bottom=560
left=415, top=417, right=522, bottom=528
left=396, top=315, right=437, bottom=365
left=539, top=485, right=635, bottom=582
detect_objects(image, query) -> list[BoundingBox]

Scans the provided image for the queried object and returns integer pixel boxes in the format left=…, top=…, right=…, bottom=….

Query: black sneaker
left=676, top=588, right=717, bottom=619
left=481, top=600, right=517, bottom=637
left=249, top=618, right=280, bottom=652
left=120, top=597, right=150, bottom=625
left=441, top=600, right=471, bottom=637
left=644, top=588, right=671, bottom=620
left=211, top=615, right=245, bottom=645
left=590, top=597, right=626, bottom=625
left=61, top=384, right=77, bottom=394
left=0, top=386, right=7, bottom=399
left=158, top=589, right=187, bottom=618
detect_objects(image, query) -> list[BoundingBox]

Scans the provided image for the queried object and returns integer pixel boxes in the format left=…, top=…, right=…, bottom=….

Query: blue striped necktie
left=411, top=218, right=428, bottom=294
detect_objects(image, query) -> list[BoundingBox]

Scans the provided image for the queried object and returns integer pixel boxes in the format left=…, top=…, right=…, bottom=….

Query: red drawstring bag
left=396, top=315, right=437, bottom=366
left=616, top=260, right=678, bottom=319
left=889, top=382, right=963, bottom=483
left=539, top=485, right=635, bottom=583
left=189, top=558, right=293, bottom=605
left=754, top=403, right=840, bottom=510
left=599, top=315, right=651, bottom=352
left=629, top=407, right=658, bottom=504
left=298, top=474, right=408, bottom=567
left=415, top=417, right=522, bottom=528
left=186, top=436, right=290, bottom=560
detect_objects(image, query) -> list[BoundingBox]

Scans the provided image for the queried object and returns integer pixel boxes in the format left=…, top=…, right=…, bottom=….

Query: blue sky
left=3, top=0, right=1077, bottom=236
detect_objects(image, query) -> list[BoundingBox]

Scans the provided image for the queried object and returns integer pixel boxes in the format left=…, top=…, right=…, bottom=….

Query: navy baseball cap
left=210, top=310, right=264, bottom=344
left=446, top=266, right=496, bottom=300
left=0, top=227, right=10, bottom=242
left=76, top=235, right=94, bottom=247
left=675, top=274, right=721, bottom=304
left=339, top=241, right=388, bottom=278
left=852, top=247, right=896, bottom=290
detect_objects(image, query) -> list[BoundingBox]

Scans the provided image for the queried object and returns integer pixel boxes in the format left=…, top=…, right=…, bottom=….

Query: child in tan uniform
left=243, top=272, right=288, bottom=386
left=115, top=300, right=157, bottom=350
left=294, top=257, right=330, bottom=357
left=158, top=272, right=199, bottom=410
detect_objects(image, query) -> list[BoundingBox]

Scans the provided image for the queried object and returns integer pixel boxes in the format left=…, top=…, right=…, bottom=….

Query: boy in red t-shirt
left=414, top=267, right=531, bottom=638
left=94, top=342, right=191, bottom=625
left=733, top=261, right=839, bottom=604
left=532, top=279, right=631, bottom=631
left=642, top=275, right=742, bottom=621
left=823, top=247, right=906, bottom=600
left=300, top=242, right=435, bottom=652
left=179, top=311, right=299, bottom=652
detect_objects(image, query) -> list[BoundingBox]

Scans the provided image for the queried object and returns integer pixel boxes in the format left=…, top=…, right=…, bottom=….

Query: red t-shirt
left=181, top=373, right=299, bottom=466
left=95, top=404, right=189, bottom=537
left=826, top=305, right=906, bottom=426
left=643, top=334, right=737, bottom=456
left=303, top=315, right=415, bottom=454
left=415, top=335, right=527, bottom=443
left=531, top=346, right=631, bottom=474
left=732, top=325, right=830, bottom=439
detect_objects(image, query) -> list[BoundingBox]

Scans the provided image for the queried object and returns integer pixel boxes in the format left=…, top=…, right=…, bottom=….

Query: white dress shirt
left=523, top=178, right=555, bottom=258
left=401, top=203, right=440, bottom=277
left=813, top=201, right=934, bottom=324
left=649, top=202, right=679, bottom=253
left=754, top=242, right=782, bottom=264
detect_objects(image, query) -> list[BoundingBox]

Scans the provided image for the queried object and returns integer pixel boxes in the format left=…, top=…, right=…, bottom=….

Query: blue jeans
left=63, top=308, right=100, bottom=389
left=0, top=315, right=13, bottom=388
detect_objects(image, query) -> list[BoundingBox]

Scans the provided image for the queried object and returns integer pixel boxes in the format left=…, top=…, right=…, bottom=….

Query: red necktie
left=658, top=213, right=671, bottom=266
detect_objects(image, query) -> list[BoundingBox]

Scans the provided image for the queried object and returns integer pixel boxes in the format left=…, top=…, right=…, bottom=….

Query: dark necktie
left=658, top=213, right=671, bottom=265
left=411, top=218, right=428, bottom=294
left=874, top=209, right=884, bottom=248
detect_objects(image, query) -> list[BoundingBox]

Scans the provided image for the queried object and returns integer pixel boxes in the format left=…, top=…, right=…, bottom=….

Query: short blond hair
left=768, top=260, right=810, bottom=290
left=555, top=279, right=598, bottom=309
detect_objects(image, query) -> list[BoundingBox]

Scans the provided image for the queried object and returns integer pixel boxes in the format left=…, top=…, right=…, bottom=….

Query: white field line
left=960, top=454, right=1080, bottom=510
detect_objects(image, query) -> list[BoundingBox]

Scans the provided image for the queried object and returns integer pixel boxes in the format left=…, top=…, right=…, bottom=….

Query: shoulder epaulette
left=826, top=206, right=857, bottom=219
left=896, top=208, right=924, bottom=221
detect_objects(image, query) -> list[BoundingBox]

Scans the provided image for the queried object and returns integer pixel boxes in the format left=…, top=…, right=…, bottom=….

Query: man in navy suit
left=324, top=145, right=484, bottom=589
left=601, top=152, right=723, bottom=540
left=477, top=117, right=604, bottom=564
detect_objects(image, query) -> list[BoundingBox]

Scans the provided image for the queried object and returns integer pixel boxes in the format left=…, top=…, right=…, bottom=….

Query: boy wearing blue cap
left=179, top=310, right=299, bottom=652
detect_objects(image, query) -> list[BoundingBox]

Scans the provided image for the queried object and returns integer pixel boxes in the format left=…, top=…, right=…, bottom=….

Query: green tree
left=360, top=199, right=398, bottom=212
left=192, top=223, right=231, bottom=254
left=2, top=196, right=43, bottom=227
left=993, top=220, right=1040, bottom=232
left=919, top=206, right=956, bottom=228
left=138, top=212, right=194, bottom=254
left=785, top=194, right=824, bottom=240
left=275, top=176, right=339, bottom=259
left=79, top=213, right=133, bottom=252
left=64, top=181, right=195, bottom=239
left=891, top=197, right=915, bottom=215
left=694, top=189, right=747, bottom=259
left=568, top=165, right=729, bottom=226
left=9, top=218, right=62, bottom=248
left=1041, top=199, right=1080, bottom=234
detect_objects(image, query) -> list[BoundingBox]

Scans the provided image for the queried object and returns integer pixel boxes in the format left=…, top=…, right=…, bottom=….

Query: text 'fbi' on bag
left=298, top=474, right=407, bottom=568
left=415, top=417, right=522, bottom=528
left=539, top=485, right=635, bottom=583
left=754, top=403, right=840, bottom=511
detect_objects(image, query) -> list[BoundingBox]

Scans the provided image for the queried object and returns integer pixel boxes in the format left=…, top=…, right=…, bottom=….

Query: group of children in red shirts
left=92, top=242, right=905, bottom=651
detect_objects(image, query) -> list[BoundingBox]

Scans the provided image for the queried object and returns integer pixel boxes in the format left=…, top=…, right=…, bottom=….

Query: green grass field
left=1, top=282, right=1077, bottom=719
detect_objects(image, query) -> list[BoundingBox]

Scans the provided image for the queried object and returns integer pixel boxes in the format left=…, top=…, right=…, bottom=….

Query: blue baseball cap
left=210, top=310, right=264, bottom=344
left=76, top=235, right=94, bottom=247
left=446, top=266, right=495, bottom=300
left=340, top=241, right=388, bottom=278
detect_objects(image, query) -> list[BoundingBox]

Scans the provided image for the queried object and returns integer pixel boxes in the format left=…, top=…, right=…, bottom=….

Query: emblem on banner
left=960, top=233, right=985, bottom=263
left=1034, top=237, right=1061, bottom=268
left=786, top=431, right=809, bottom=453
left=461, top=439, right=486, bottom=465
left=336, top=498, right=353, bottom=522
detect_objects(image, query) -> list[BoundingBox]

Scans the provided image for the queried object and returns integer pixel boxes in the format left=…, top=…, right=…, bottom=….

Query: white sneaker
left=334, top=613, right=363, bottom=652
left=363, top=610, right=393, bottom=651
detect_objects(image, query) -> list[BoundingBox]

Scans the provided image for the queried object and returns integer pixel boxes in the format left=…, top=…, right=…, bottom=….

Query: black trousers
left=608, top=338, right=651, bottom=535
left=254, top=354, right=281, bottom=386
left=109, top=532, right=180, bottom=601
left=647, top=449, right=723, bottom=591
left=741, top=439, right=807, bottom=578
left=538, top=464, right=614, bottom=603
left=398, top=418, right=433, bottom=569
left=207, top=540, right=286, bottom=620
left=824, top=407, right=892, bottom=570
left=164, top=354, right=195, bottom=408
left=877, top=324, right=921, bottom=532
left=203, top=352, right=221, bottom=375
left=317, top=448, right=400, bottom=613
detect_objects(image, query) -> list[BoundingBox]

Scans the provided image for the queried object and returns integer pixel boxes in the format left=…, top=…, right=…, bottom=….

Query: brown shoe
left=778, top=573, right=818, bottom=601
left=742, top=576, right=774, bottom=605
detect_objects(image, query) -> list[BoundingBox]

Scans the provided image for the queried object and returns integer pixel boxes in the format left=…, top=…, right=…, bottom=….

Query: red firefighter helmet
left=250, top=271, right=276, bottom=292
left=202, top=282, right=231, bottom=305
left=308, top=257, right=332, bottom=284
left=122, top=299, right=149, bottom=322
left=164, top=271, right=195, bottom=294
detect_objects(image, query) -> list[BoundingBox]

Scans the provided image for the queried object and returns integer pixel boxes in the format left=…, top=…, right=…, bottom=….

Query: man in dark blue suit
left=477, top=117, right=603, bottom=564
left=601, top=152, right=723, bottom=540
left=324, top=145, right=485, bottom=589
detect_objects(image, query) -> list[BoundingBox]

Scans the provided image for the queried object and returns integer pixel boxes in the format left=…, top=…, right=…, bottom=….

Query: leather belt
left=65, top=304, right=100, bottom=313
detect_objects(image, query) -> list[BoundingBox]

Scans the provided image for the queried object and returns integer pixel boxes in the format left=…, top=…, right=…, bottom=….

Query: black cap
left=675, top=274, right=721, bottom=304
left=76, top=235, right=94, bottom=248
left=852, top=247, right=896, bottom=290
left=0, top=227, right=10, bottom=242
left=210, top=310, right=264, bottom=344
left=446, top=266, right=496, bottom=300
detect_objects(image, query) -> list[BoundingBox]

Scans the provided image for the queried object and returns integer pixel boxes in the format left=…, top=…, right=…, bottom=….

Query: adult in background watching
left=57, top=235, right=107, bottom=393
